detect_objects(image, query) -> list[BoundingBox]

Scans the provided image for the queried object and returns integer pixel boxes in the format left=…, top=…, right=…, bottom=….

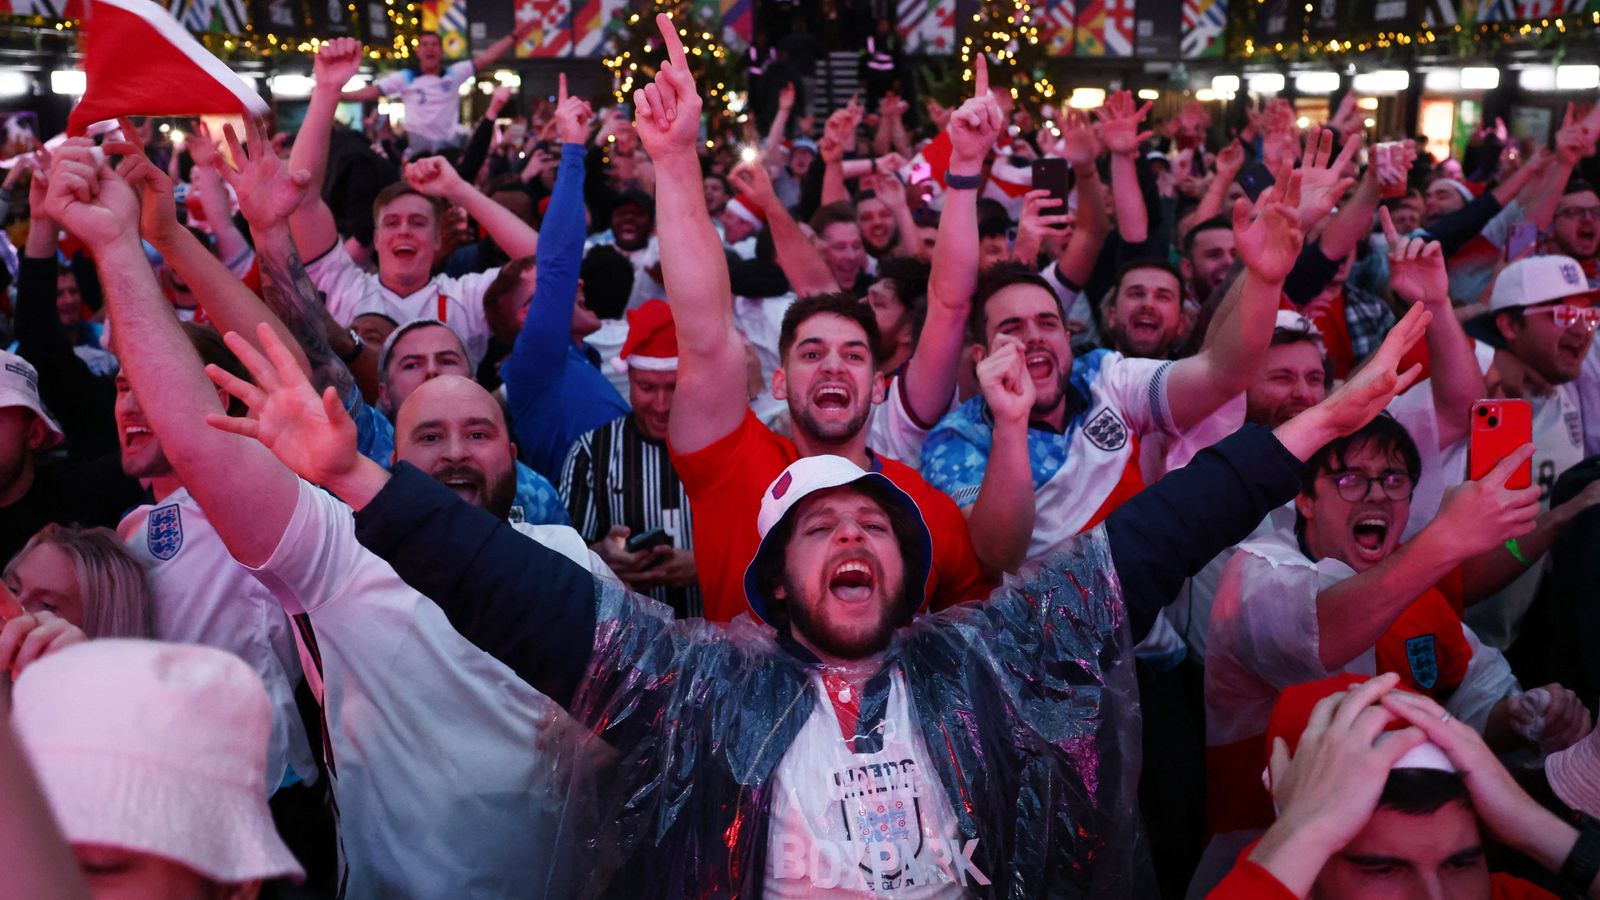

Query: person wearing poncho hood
left=210, top=180, right=1442, bottom=899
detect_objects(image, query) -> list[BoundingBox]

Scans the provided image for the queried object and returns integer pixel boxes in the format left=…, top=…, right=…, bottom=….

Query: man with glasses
left=1194, top=413, right=1590, bottom=891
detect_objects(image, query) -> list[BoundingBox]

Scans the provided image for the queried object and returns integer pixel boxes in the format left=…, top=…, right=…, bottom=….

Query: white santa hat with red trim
left=611, top=299, right=680, bottom=373
left=67, top=0, right=269, bottom=136
left=725, top=194, right=767, bottom=231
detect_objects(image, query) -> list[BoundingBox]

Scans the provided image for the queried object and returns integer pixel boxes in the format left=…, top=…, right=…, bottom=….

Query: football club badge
left=1083, top=407, right=1129, bottom=451
left=1405, top=635, right=1438, bottom=691
left=147, top=504, right=184, bottom=561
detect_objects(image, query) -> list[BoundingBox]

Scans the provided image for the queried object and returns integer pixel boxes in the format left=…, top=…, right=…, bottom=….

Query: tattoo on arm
left=257, top=242, right=357, bottom=401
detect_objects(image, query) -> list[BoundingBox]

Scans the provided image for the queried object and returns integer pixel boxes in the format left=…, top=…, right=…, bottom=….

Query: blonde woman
left=1, top=524, right=153, bottom=678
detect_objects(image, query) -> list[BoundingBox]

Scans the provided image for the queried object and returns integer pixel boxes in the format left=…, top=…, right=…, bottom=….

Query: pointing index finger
left=558, top=72, right=568, bottom=106
left=1379, top=205, right=1399, bottom=247
left=656, top=13, right=687, bottom=71
left=974, top=53, right=989, bottom=99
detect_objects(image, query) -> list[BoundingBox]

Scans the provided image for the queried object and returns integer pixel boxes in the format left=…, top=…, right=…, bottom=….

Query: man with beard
left=1468, top=255, right=1600, bottom=650
left=810, top=202, right=872, bottom=295
left=287, top=39, right=542, bottom=364
left=202, top=125, right=1446, bottom=896
left=1100, top=258, right=1190, bottom=360
left=44, top=139, right=611, bottom=899
left=589, top=187, right=669, bottom=311
left=919, top=174, right=1302, bottom=576
left=1181, top=216, right=1237, bottom=307
left=1198, top=415, right=1589, bottom=892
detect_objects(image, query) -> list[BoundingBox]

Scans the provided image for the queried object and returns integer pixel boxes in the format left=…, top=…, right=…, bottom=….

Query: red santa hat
left=611, top=299, right=679, bottom=373
left=67, top=0, right=269, bottom=136
left=725, top=194, right=767, bottom=231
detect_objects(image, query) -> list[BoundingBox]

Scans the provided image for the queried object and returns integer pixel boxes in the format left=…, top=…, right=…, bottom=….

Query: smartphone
left=1469, top=399, right=1533, bottom=489
left=625, top=528, right=673, bottom=554
left=1031, top=157, right=1070, bottom=208
left=1507, top=222, right=1538, bottom=262
left=1236, top=162, right=1275, bottom=203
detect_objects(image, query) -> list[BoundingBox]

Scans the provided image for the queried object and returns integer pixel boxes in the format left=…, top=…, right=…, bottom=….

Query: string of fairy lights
left=1234, top=4, right=1600, bottom=62
left=0, top=1, right=423, bottom=62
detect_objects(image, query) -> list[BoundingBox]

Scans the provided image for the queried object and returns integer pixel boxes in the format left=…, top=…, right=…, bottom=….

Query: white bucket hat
left=11, top=640, right=304, bottom=885
left=0, top=349, right=63, bottom=449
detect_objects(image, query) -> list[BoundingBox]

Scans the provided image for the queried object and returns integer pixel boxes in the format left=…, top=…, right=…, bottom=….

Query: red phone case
left=1469, top=399, right=1533, bottom=489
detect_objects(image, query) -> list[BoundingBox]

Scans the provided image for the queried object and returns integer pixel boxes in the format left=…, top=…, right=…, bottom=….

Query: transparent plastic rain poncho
left=549, top=526, right=1151, bottom=899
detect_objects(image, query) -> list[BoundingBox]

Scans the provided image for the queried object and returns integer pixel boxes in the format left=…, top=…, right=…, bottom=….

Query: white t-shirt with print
left=765, top=670, right=982, bottom=897
left=306, top=240, right=498, bottom=364
left=119, top=489, right=315, bottom=795
left=248, top=479, right=612, bottom=899
left=373, top=60, right=476, bottom=150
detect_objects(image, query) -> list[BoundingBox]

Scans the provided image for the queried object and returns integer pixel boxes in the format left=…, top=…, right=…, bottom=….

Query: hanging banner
left=1134, top=0, right=1180, bottom=57
left=420, top=0, right=468, bottom=59
left=720, top=0, right=750, bottom=49
left=515, top=0, right=571, bottom=58
left=896, top=0, right=957, bottom=55
left=172, top=0, right=247, bottom=32
left=249, top=0, right=307, bottom=37
left=1077, top=0, right=1136, bottom=56
left=308, top=0, right=353, bottom=36
left=1372, top=0, right=1413, bottom=27
left=468, top=0, right=513, bottom=53
left=1037, top=0, right=1077, bottom=54
left=361, top=0, right=390, bottom=42
left=572, top=0, right=627, bottom=58
left=1255, top=0, right=1301, bottom=46
left=1181, top=0, right=1226, bottom=57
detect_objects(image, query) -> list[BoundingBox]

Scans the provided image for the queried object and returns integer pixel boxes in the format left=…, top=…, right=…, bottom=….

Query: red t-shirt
left=670, top=410, right=994, bottom=623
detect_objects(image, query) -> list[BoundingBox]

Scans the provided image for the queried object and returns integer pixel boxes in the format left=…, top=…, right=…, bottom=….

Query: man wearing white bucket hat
left=205, top=169, right=1442, bottom=892
left=11, top=639, right=303, bottom=899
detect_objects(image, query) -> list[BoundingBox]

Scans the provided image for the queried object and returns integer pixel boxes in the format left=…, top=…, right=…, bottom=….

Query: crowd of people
left=5, top=12, right=1600, bottom=898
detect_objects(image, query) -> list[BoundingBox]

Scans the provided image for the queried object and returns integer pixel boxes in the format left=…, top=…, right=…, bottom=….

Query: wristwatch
left=338, top=328, right=365, bottom=364
left=1561, top=814, right=1600, bottom=893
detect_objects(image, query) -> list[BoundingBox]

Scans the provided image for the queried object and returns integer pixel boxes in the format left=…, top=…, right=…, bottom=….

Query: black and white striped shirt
left=560, top=414, right=701, bottom=618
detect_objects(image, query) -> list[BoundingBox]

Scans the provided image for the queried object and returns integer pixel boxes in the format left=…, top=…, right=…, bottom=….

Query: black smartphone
left=1236, top=162, right=1276, bottom=203
left=1031, top=157, right=1070, bottom=208
left=625, top=528, right=673, bottom=554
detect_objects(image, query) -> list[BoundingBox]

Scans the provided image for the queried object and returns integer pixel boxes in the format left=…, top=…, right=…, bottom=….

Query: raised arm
left=1096, top=91, right=1153, bottom=244
left=764, top=82, right=795, bottom=151
left=472, top=16, right=539, bottom=73
left=636, top=15, right=746, bottom=455
left=1110, top=306, right=1431, bottom=637
left=404, top=155, right=539, bottom=259
left=730, top=158, right=837, bottom=295
left=501, top=78, right=589, bottom=396
left=1165, top=174, right=1305, bottom=431
left=1053, top=110, right=1112, bottom=287
left=1195, top=139, right=1245, bottom=225
left=183, top=123, right=250, bottom=265
left=288, top=38, right=365, bottom=261
left=216, top=118, right=362, bottom=402
left=45, top=144, right=297, bottom=569
left=1381, top=207, right=1481, bottom=448
left=106, top=129, right=314, bottom=387
left=964, top=334, right=1036, bottom=576
left=818, top=98, right=861, bottom=207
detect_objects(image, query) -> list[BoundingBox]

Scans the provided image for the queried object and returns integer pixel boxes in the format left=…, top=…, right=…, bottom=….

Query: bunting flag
left=515, top=0, right=571, bottom=58
left=1037, top=0, right=1077, bottom=54
left=720, top=0, right=750, bottom=48
left=0, top=0, right=80, bottom=15
left=421, top=0, right=468, bottom=59
left=1180, top=0, right=1226, bottom=57
left=571, top=0, right=626, bottom=57
left=1481, top=0, right=1584, bottom=20
left=1076, top=0, right=1135, bottom=55
left=896, top=0, right=956, bottom=54
left=67, top=0, right=268, bottom=134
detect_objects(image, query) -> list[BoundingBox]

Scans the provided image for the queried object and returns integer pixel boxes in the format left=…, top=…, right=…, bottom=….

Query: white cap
left=12, top=640, right=304, bottom=884
left=1274, top=310, right=1323, bottom=336
left=742, top=455, right=931, bottom=623
left=0, top=350, right=63, bottom=449
left=1489, top=255, right=1600, bottom=312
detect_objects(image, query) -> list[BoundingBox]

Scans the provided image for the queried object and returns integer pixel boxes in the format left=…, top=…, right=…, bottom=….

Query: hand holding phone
left=625, top=527, right=674, bottom=555
left=1031, top=157, right=1070, bottom=207
left=1469, top=399, right=1533, bottom=490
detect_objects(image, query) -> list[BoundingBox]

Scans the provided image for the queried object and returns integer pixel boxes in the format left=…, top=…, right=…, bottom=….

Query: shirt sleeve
left=1448, top=622, right=1519, bottom=733
left=501, top=145, right=586, bottom=399
left=559, top=430, right=606, bottom=543
left=1479, top=201, right=1525, bottom=250
left=373, top=70, right=408, bottom=96
left=303, top=240, right=376, bottom=326
left=444, top=60, right=476, bottom=91
left=918, top=409, right=991, bottom=510
left=1226, top=550, right=1339, bottom=690
left=1097, top=353, right=1176, bottom=436
left=919, top=486, right=994, bottom=609
left=247, top=479, right=367, bottom=617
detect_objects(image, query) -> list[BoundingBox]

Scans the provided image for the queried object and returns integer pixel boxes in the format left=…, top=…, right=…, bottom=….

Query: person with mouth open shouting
left=919, top=157, right=1321, bottom=577
left=198, top=165, right=1446, bottom=900
left=1197, top=410, right=1592, bottom=893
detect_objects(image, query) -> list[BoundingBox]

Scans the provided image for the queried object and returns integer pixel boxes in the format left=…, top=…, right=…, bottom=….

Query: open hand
left=1381, top=206, right=1448, bottom=307
left=215, top=117, right=313, bottom=230
left=1307, top=301, right=1431, bottom=437
left=204, top=324, right=361, bottom=488
left=1095, top=90, right=1154, bottom=158
left=1233, top=169, right=1305, bottom=283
